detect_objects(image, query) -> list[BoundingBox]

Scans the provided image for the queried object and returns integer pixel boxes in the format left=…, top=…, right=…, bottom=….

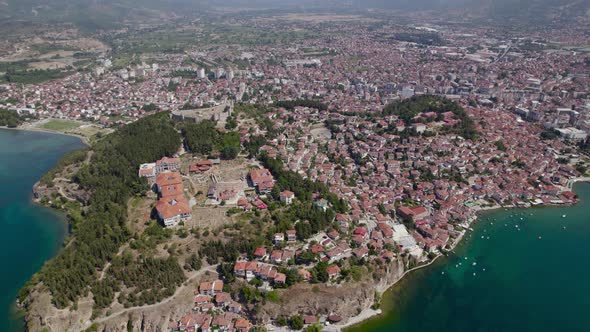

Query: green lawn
left=40, top=119, right=81, bottom=131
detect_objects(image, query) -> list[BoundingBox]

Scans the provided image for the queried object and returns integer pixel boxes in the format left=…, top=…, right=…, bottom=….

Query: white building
left=197, top=68, right=206, bottom=79
left=555, top=127, right=588, bottom=141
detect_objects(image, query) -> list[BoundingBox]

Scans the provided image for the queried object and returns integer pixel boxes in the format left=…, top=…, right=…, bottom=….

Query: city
left=1, top=1, right=589, bottom=332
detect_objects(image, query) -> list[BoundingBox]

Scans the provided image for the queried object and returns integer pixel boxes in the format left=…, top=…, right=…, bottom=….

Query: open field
left=39, top=119, right=81, bottom=131
left=268, top=14, right=380, bottom=23
left=68, top=125, right=112, bottom=141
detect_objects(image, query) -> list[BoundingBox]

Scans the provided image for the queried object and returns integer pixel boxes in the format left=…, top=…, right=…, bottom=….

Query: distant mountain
left=0, top=0, right=210, bottom=30
left=0, top=0, right=587, bottom=30
left=349, top=0, right=590, bottom=23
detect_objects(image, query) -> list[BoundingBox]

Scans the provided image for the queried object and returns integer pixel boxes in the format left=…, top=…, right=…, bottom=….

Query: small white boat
left=538, top=236, right=542, bottom=240
left=562, top=215, right=567, bottom=218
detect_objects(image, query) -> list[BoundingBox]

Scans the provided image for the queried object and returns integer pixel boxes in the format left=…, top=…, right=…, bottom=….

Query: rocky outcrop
left=24, top=287, right=94, bottom=332
left=257, top=259, right=405, bottom=324
left=23, top=260, right=404, bottom=331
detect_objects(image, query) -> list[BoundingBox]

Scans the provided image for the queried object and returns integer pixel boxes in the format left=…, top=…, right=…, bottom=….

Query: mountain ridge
left=1, top=0, right=588, bottom=30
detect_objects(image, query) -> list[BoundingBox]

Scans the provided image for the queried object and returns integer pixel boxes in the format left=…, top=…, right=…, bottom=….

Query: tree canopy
left=0, top=109, right=26, bottom=127
left=274, top=99, right=328, bottom=111
left=382, top=95, right=478, bottom=140
left=24, top=112, right=183, bottom=309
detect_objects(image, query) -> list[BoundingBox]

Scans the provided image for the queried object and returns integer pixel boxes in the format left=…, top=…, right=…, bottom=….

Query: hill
left=1, top=0, right=209, bottom=31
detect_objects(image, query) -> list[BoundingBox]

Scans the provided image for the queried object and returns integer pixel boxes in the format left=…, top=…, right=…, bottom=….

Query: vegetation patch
left=40, top=119, right=81, bottom=132
left=21, top=112, right=182, bottom=309
left=0, top=109, right=27, bottom=127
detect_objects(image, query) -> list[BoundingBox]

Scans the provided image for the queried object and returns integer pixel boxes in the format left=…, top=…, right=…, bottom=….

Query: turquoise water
left=0, top=129, right=84, bottom=332
left=353, top=182, right=590, bottom=332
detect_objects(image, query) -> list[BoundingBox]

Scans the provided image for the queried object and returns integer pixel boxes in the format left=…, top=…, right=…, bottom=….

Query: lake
left=0, top=129, right=85, bottom=332
left=351, top=182, right=590, bottom=332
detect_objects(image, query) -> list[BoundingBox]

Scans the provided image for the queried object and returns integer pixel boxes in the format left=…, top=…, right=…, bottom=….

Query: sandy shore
left=1, top=121, right=90, bottom=146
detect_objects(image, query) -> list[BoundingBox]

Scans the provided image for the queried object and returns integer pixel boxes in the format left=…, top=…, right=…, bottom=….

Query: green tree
left=219, top=132, right=241, bottom=159
left=289, top=315, right=304, bottom=330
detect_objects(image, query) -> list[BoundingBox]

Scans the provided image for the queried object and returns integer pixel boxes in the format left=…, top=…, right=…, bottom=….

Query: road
left=493, top=43, right=511, bottom=63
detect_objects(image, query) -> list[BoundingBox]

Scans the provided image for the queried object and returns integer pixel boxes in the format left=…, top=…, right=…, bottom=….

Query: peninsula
left=0, top=1, right=589, bottom=331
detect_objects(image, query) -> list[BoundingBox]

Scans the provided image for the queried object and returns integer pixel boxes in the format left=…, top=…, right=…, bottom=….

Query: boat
left=562, top=214, right=567, bottom=218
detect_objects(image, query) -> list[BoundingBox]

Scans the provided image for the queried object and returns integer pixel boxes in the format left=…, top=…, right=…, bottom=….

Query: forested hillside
left=21, top=112, right=183, bottom=309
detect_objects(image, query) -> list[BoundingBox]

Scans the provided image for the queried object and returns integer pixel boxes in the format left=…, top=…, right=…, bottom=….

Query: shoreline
left=0, top=131, right=83, bottom=332
left=338, top=182, right=588, bottom=331
left=569, top=177, right=590, bottom=188
left=10, top=117, right=587, bottom=331
left=336, top=229, right=466, bottom=331
left=0, top=121, right=91, bottom=146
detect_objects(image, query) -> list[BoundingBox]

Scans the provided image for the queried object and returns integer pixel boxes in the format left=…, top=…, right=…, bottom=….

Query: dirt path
left=52, top=177, right=77, bottom=202
left=98, top=244, right=129, bottom=281
left=94, top=264, right=219, bottom=324
left=56, top=186, right=77, bottom=201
